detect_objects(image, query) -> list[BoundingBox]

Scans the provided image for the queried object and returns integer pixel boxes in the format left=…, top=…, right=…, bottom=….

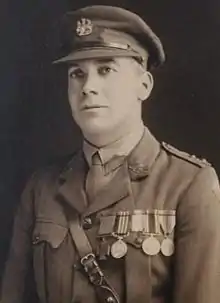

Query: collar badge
left=76, top=18, right=93, bottom=36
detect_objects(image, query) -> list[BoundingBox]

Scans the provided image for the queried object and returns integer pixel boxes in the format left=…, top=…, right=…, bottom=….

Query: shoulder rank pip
left=162, top=142, right=211, bottom=168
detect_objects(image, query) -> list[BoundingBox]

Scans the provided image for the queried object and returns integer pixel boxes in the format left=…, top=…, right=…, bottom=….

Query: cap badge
left=76, top=18, right=93, bottom=36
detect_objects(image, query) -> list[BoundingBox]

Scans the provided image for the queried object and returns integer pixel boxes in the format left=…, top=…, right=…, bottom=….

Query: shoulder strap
left=162, top=142, right=211, bottom=167
left=68, top=214, right=120, bottom=303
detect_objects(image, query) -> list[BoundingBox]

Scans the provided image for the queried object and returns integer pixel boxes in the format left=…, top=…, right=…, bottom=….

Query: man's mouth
left=82, top=105, right=108, bottom=110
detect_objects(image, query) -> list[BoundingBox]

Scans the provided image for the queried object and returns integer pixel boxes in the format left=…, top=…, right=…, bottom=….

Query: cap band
left=73, top=41, right=144, bottom=60
left=74, top=41, right=131, bottom=51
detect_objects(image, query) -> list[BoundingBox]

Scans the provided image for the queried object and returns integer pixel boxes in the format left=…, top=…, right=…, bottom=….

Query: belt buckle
left=80, top=253, right=104, bottom=285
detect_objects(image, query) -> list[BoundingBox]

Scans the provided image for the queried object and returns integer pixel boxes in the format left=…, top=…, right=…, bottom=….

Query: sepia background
left=1, top=0, right=220, bottom=278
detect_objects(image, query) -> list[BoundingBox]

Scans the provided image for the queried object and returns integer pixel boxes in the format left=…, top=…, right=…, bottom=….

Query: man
left=1, top=5, right=220, bottom=303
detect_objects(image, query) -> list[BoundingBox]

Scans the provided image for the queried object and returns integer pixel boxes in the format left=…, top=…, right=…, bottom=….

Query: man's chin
left=80, top=122, right=116, bottom=141
left=81, top=123, right=109, bottom=135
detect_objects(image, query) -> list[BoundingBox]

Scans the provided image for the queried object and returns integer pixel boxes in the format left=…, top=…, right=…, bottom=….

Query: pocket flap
left=32, top=221, right=68, bottom=248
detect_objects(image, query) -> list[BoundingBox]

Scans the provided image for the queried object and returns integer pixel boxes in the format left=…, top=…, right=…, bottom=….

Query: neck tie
left=86, top=151, right=104, bottom=202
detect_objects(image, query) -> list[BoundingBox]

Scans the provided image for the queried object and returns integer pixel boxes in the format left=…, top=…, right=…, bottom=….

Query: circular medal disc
left=142, top=237, right=160, bottom=256
left=161, top=238, right=175, bottom=257
left=111, top=239, right=128, bottom=259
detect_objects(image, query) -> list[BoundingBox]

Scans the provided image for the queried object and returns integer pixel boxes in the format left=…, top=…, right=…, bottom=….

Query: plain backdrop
left=1, top=0, right=220, bottom=278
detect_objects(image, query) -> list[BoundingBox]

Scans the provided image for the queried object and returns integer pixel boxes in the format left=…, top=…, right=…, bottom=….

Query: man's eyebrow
left=68, top=63, right=80, bottom=68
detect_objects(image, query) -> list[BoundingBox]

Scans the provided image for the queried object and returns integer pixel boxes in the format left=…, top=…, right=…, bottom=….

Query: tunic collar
left=83, top=125, right=145, bottom=167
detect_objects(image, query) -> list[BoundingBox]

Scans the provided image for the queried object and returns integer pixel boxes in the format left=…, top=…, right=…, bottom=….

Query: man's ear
left=138, top=71, right=154, bottom=101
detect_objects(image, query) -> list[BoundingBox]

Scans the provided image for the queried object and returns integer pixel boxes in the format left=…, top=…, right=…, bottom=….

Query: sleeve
left=0, top=173, right=38, bottom=303
left=173, top=166, right=220, bottom=303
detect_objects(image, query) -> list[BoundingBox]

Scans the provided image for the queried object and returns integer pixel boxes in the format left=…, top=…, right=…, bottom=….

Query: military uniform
left=2, top=129, right=220, bottom=303
left=2, top=5, right=220, bottom=303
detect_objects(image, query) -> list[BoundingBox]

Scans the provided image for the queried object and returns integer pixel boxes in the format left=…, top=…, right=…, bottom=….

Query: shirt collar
left=60, top=126, right=160, bottom=182
left=83, top=125, right=145, bottom=167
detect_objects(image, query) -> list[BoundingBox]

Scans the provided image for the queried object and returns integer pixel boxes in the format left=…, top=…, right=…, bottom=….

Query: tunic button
left=82, top=217, right=92, bottom=229
left=106, top=297, right=115, bottom=303
left=32, top=235, right=40, bottom=244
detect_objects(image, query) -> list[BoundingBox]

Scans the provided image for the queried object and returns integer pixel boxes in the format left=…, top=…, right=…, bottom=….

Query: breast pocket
left=32, top=220, right=68, bottom=248
left=32, top=220, right=68, bottom=303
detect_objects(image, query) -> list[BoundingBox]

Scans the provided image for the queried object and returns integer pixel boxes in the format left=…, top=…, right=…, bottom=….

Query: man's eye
left=69, top=69, right=85, bottom=79
left=98, top=66, right=114, bottom=75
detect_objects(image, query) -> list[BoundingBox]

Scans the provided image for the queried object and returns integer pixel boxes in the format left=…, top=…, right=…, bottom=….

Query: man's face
left=68, top=57, right=151, bottom=140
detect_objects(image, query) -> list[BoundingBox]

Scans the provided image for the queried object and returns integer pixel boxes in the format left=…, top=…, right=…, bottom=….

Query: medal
left=111, top=239, right=128, bottom=259
left=131, top=210, right=144, bottom=232
left=115, top=211, right=130, bottom=236
left=160, top=238, right=174, bottom=256
left=158, top=211, right=176, bottom=257
left=111, top=211, right=129, bottom=259
left=159, top=212, right=176, bottom=236
left=144, top=210, right=160, bottom=235
left=154, top=210, right=160, bottom=234
left=142, top=236, right=160, bottom=256
left=142, top=211, right=150, bottom=234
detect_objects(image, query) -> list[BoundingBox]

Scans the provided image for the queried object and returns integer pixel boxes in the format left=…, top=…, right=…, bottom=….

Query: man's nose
left=82, top=73, right=99, bottom=96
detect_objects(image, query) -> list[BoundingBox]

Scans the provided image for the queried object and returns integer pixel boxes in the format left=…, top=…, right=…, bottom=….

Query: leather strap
left=69, top=214, right=120, bottom=303
left=69, top=215, right=93, bottom=258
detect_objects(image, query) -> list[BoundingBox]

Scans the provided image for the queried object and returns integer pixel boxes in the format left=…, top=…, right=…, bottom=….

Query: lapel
left=56, top=128, right=161, bottom=216
left=56, top=150, right=87, bottom=214
left=56, top=150, right=131, bottom=216
left=84, top=159, right=131, bottom=217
